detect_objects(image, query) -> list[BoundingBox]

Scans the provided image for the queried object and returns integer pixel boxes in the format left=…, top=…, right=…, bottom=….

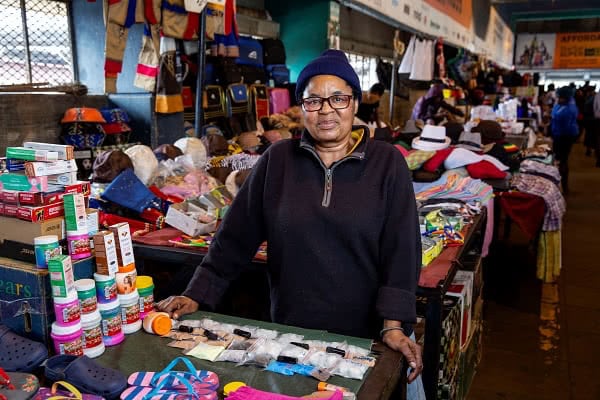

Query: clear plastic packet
left=172, top=319, right=203, bottom=330
left=276, top=333, right=304, bottom=345
left=332, top=359, right=370, bottom=380
left=237, top=338, right=284, bottom=368
left=228, top=338, right=257, bottom=351
left=238, top=326, right=279, bottom=340
left=350, top=355, right=376, bottom=367
left=199, top=318, right=222, bottom=331
left=345, top=344, right=371, bottom=358
left=303, top=340, right=330, bottom=352
left=215, top=349, right=246, bottom=363
left=185, top=342, right=225, bottom=362
left=279, top=343, right=309, bottom=360
left=304, top=349, right=343, bottom=370
left=163, top=331, right=198, bottom=341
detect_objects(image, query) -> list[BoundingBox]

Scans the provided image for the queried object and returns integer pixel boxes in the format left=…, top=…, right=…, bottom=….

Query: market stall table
left=416, top=211, right=486, bottom=400
left=95, top=311, right=406, bottom=400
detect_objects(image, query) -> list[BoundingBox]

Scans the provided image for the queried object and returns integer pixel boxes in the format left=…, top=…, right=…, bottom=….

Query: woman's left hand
left=382, top=329, right=423, bottom=383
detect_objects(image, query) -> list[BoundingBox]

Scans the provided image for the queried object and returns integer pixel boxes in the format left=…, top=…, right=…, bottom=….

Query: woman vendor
left=157, top=50, right=424, bottom=388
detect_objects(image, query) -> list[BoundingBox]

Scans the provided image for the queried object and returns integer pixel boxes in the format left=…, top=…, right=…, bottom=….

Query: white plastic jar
left=80, top=310, right=105, bottom=358
left=118, top=290, right=141, bottom=334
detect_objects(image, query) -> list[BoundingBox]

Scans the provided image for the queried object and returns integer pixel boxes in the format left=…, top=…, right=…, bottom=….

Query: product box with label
left=0, top=173, right=48, bottom=192
left=47, top=171, right=78, bottom=186
left=6, top=147, right=59, bottom=162
left=23, top=142, right=74, bottom=161
left=93, top=231, right=119, bottom=276
left=18, top=190, right=65, bottom=207
left=64, top=181, right=91, bottom=197
left=108, top=223, right=135, bottom=269
left=63, top=193, right=87, bottom=232
left=0, top=216, right=65, bottom=244
left=24, top=159, right=78, bottom=177
left=165, top=202, right=218, bottom=237
left=0, top=257, right=54, bottom=344
left=2, top=190, right=19, bottom=204
left=17, top=203, right=64, bottom=222
left=47, top=255, right=75, bottom=298
left=5, top=204, right=19, bottom=218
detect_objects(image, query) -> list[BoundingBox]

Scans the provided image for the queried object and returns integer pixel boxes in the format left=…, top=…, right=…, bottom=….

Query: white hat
left=124, top=145, right=158, bottom=185
left=411, top=125, right=451, bottom=151
left=174, top=137, right=208, bottom=169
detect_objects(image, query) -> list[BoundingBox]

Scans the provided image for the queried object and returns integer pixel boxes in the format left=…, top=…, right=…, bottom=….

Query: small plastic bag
left=304, top=350, right=343, bottom=370
left=215, top=349, right=246, bottom=363
left=279, top=343, right=309, bottom=360
left=346, top=344, right=371, bottom=358
left=237, top=338, right=283, bottom=368
left=276, top=333, right=304, bottom=345
left=228, top=338, right=256, bottom=351
left=332, top=359, right=370, bottom=380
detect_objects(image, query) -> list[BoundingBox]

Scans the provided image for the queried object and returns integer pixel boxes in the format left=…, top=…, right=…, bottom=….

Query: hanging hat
left=411, top=125, right=451, bottom=151
left=101, top=108, right=132, bottom=135
left=401, top=119, right=421, bottom=134
left=456, top=131, right=483, bottom=152
left=295, top=49, right=362, bottom=103
left=124, top=145, right=159, bottom=185
left=61, top=107, right=106, bottom=124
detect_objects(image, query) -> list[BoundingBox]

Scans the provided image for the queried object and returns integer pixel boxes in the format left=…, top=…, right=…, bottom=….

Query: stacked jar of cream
left=49, top=255, right=84, bottom=357
left=75, top=278, right=105, bottom=358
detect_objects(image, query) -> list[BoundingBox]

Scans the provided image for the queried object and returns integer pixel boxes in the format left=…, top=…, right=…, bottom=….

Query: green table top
left=95, top=311, right=402, bottom=399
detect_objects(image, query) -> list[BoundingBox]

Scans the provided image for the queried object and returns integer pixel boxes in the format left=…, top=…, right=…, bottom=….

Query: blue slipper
left=0, top=324, right=48, bottom=372
left=45, top=355, right=127, bottom=400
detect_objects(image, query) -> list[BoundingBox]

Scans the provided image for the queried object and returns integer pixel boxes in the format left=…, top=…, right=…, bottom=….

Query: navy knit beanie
left=295, top=49, right=362, bottom=104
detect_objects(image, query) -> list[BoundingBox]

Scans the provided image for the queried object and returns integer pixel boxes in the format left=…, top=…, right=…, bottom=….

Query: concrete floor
left=469, top=142, right=600, bottom=399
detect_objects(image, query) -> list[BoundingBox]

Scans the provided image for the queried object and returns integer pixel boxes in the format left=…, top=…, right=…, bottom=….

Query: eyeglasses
left=301, top=95, right=353, bottom=112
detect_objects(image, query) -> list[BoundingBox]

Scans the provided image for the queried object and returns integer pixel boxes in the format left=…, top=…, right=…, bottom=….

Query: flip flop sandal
left=127, top=357, right=218, bottom=391
left=44, top=355, right=127, bottom=400
left=0, top=368, right=39, bottom=400
left=34, top=381, right=105, bottom=399
left=121, top=374, right=217, bottom=400
left=0, top=324, right=48, bottom=372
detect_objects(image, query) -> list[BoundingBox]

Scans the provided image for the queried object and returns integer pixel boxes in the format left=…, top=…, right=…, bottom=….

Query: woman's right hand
left=155, top=296, right=199, bottom=320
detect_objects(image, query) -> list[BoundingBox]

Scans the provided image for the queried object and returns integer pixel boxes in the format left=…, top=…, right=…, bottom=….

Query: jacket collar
left=299, top=125, right=369, bottom=161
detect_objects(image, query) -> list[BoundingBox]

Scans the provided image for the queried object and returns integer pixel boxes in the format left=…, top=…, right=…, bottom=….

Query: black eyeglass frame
left=300, top=94, right=354, bottom=112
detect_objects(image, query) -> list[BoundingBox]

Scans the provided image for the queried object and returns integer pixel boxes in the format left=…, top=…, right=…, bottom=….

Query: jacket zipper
left=323, top=169, right=333, bottom=207
left=300, top=145, right=363, bottom=208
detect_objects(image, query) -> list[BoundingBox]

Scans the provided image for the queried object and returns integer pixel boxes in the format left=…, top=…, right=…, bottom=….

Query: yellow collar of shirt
left=346, top=129, right=365, bottom=156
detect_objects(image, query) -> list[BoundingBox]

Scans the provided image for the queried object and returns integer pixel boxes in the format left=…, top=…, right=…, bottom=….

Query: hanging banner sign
left=348, top=0, right=513, bottom=67
left=423, top=0, right=472, bottom=29
left=553, top=32, right=600, bottom=69
left=514, top=34, right=556, bottom=69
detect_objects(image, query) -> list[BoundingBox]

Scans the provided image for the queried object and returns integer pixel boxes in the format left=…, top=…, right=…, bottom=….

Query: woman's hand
left=382, top=329, right=423, bottom=383
left=155, top=296, right=199, bottom=319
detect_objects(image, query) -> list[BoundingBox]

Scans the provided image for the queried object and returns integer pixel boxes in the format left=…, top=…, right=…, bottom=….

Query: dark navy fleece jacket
left=183, top=127, right=421, bottom=338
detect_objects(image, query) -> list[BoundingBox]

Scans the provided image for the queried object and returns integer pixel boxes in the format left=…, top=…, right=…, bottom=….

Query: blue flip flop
left=45, top=355, right=127, bottom=400
left=0, top=324, right=48, bottom=372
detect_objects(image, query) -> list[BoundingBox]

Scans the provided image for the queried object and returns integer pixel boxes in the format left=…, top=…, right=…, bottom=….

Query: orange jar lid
left=118, top=263, right=135, bottom=273
left=152, top=314, right=172, bottom=336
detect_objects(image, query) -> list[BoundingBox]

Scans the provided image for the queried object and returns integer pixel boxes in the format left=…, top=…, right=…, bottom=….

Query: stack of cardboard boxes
left=0, top=142, right=96, bottom=344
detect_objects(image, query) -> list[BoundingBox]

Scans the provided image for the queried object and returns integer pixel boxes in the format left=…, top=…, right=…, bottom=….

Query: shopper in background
left=355, top=82, right=385, bottom=126
left=551, top=86, right=580, bottom=194
left=582, top=86, right=596, bottom=157
left=411, top=82, right=464, bottom=124
left=157, top=50, right=424, bottom=392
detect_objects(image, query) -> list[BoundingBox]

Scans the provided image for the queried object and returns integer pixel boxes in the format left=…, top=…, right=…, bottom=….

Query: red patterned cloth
left=422, top=147, right=453, bottom=172
left=497, top=191, right=546, bottom=240
left=466, top=160, right=507, bottom=179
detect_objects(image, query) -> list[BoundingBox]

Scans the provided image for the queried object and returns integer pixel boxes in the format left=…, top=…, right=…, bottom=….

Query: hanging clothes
left=155, top=37, right=184, bottom=114
left=409, top=38, right=434, bottom=81
left=398, top=35, right=416, bottom=74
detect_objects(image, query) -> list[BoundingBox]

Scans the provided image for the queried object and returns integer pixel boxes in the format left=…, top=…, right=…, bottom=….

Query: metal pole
left=194, top=9, right=207, bottom=137
left=389, top=30, right=400, bottom=126
left=20, top=0, right=32, bottom=83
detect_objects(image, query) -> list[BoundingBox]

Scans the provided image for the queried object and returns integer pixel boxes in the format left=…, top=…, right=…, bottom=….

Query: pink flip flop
left=127, top=357, right=219, bottom=391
